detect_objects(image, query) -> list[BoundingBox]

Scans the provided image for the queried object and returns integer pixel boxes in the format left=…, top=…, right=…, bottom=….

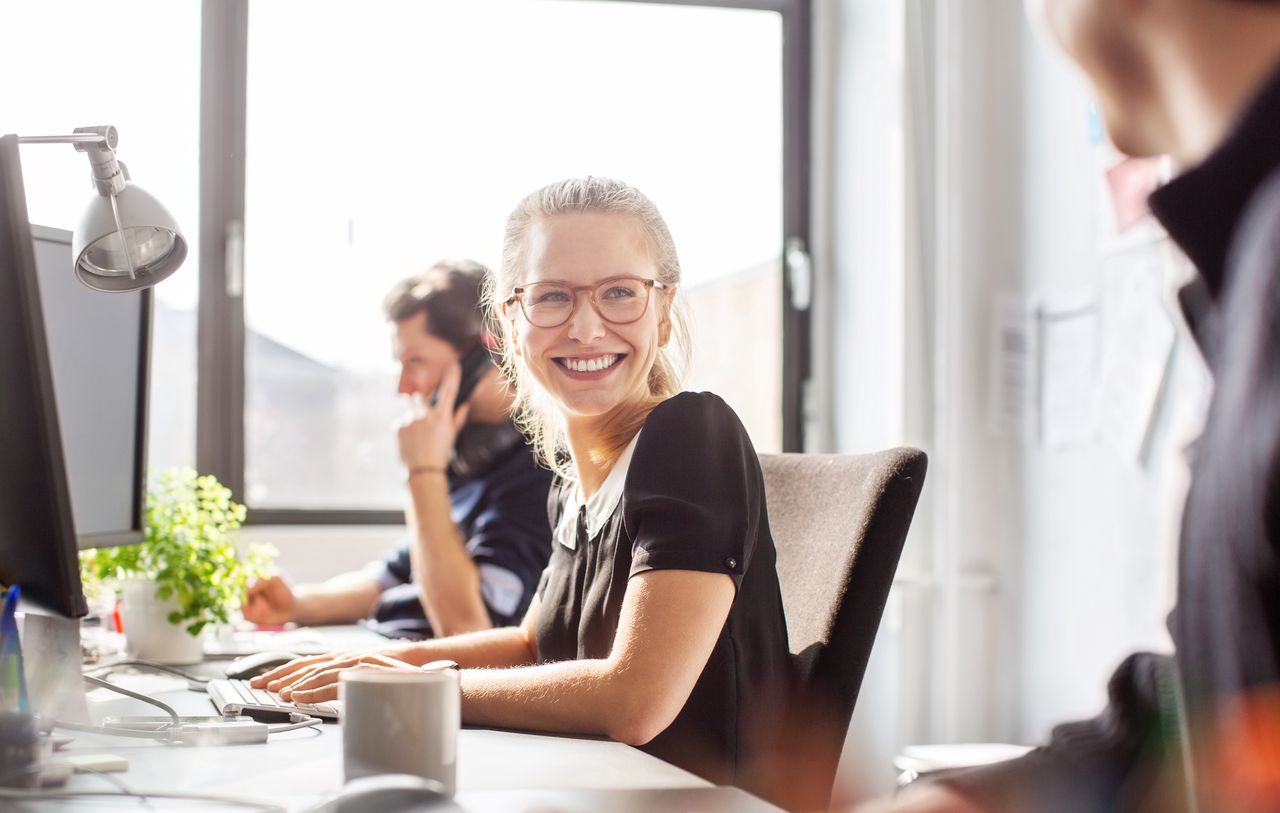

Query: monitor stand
left=16, top=605, right=89, bottom=725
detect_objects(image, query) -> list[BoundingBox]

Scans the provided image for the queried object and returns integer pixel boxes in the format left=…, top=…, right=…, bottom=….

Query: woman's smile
left=553, top=352, right=627, bottom=380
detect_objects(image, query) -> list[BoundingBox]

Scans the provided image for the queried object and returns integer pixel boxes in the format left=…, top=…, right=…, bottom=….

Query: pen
left=0, top=585, right=29, bottom=713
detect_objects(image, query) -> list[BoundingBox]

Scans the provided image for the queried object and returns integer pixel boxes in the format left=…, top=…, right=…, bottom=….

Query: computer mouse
left=310, top=773, right=459, bottom=813
left=223, top=650, right=303, bottom=680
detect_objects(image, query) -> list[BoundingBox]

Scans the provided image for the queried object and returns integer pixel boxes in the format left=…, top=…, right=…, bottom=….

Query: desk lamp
left=15, top=125, right=186, bottom=292
left=0, top=125, right=185, bottom=728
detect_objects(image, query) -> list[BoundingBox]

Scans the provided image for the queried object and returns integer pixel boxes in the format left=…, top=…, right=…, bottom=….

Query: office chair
left=757, top=449, right=927, bottom=812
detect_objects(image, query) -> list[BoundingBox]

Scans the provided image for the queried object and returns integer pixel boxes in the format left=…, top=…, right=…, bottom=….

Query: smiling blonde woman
left=254, top=177, right=793, bottom=794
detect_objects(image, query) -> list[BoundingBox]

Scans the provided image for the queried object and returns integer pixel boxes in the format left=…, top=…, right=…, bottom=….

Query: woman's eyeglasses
left=504, top=276, right=667, bottom=329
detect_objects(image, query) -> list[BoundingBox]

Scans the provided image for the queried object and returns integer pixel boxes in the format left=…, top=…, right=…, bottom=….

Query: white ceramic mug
left=339, top=664, right=460, bottom=795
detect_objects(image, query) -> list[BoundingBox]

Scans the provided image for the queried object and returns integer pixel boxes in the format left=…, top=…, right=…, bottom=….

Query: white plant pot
left=120, top=579, right=203, bottom=665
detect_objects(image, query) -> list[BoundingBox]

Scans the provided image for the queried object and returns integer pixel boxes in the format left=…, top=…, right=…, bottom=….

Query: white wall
left=820, top=0, right=917, bottom=794
left=1013, top=20, right=1205, bottom=742
left=826, top=0, right=1028, bottom=761
left=240, top=525, right=405, bottom=585
left=921, top=0, right=1027, bottom=749
left=824, top=0, right=907, bottom=458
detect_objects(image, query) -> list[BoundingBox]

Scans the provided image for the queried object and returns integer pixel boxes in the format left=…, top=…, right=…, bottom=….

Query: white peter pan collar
left=554, top=431, right=642, bottom=551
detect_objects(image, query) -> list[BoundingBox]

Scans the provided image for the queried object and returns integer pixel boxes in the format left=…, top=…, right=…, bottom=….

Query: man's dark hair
left=383, top=259, right=489, bottom=352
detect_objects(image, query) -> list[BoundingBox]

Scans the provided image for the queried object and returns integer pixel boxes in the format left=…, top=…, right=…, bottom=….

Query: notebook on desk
left=202, top=628, right=334, bottom=659
left=207, top=623, right=390, bottom=659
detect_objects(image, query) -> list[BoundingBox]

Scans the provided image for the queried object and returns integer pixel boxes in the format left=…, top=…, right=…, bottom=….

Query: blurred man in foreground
left=866, top=0, right=1280, bottom=811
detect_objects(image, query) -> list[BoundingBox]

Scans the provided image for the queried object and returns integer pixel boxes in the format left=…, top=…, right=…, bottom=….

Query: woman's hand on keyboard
left=250, top=651, right=417, bottom=703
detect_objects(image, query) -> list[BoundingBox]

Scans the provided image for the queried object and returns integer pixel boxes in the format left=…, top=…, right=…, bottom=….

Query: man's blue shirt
left=366, top=439, right=553, bottom=635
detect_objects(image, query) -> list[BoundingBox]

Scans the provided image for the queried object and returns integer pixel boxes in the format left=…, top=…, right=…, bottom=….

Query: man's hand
left=249, top=650, right=418, bottom=704
left=242, top=575, right=297, bottom=626
left=854, top=785, right=986, bottom=813
left=398, top=360, right=470, bottom=472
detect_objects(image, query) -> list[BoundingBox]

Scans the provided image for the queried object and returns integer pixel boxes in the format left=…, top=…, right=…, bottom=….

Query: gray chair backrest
left=758, top=449, right=927, bottom=811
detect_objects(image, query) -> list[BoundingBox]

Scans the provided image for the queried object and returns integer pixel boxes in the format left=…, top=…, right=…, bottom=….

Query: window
left=203, top=0, right=810, bottom=520
left=2, top=0, right=202, bottom=474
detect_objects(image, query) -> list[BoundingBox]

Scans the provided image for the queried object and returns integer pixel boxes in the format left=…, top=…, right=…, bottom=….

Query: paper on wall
left=1037, top=294, right=1099, bottom=449
left=1094, top=245, right=1176, bottom=464
left=987, top=293, right=1036, bottom=439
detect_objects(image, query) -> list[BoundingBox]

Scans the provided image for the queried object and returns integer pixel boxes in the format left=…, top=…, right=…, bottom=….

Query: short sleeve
left=623, top=392, right=763, bottom=587
left=533, top=563, right=554, bottom=601
left=367, top=538, right=414, bottom=590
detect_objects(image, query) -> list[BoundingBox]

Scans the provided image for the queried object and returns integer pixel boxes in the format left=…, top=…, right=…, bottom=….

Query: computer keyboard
left=206, top=678, right=341, bottom=721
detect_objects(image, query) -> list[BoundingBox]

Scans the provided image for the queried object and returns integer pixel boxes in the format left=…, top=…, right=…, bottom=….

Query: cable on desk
left=2, top=755, right=157, bottom=811
left=49, top=676, right=186, bottom=742
left=267, top=712, right=322, bottom=734
left=54, top=719, right=176, bottom=742
left=67, top=676, right=316, bottom=743
left=87, top=659, right=210, bottom=687
left=83, top=674, right=183, bottom=728
left=78, top=763, right=140, bottom=794
left=0, top=786, right=286, bottom=811
left=76, top=764, right=157, bottom=812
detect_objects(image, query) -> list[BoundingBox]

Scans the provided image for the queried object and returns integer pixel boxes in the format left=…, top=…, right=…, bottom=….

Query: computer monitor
left=0, top=133, right=150, bottom=619
left=0, top=133, right=86, bottom=619
left=32, top=223, right=150, bottom=551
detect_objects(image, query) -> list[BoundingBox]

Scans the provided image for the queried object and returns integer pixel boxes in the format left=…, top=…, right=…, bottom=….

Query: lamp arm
left=15, top=134, right=109, bottom=146
left=16, top=126, right=125, bottom=196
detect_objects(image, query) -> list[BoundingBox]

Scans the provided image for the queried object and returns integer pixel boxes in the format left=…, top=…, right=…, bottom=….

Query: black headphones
left=446, top=343, right=526, bottom=479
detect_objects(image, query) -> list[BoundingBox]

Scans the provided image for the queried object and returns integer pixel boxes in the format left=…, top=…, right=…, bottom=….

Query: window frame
left=198, top=0, right=812, bottom=524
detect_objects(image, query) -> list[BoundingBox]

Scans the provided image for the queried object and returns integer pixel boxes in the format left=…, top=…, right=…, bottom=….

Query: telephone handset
left=431, top=343, right=494, bottom=412
left=441, top=343, right=525, bottom=479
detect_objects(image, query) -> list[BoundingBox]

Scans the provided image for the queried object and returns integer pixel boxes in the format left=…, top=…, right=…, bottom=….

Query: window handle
left=225, top=220, right=244, bottom=299
left=786, top=236, right=811, bottom=311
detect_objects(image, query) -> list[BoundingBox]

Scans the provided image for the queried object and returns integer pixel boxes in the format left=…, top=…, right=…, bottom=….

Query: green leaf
left=81, top=468, right=275, bottom=635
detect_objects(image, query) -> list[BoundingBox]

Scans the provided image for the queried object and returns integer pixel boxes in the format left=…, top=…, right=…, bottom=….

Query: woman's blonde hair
left=484, top=177, right=691, bottom=478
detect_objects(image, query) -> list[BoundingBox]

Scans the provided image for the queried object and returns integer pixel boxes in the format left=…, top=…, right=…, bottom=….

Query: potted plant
left=80, top=469, right=275, bottom=664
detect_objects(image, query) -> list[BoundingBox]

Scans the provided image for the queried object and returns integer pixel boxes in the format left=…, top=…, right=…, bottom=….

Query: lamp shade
left=71, top=181, right=187, bottom=292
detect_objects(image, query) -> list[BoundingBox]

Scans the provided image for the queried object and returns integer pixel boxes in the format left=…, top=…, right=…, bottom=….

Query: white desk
left=22, top=630, right=783, bottom=812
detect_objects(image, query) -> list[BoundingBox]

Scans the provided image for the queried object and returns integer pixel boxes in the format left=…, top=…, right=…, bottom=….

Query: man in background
left=867, top=0, right=1280, bottom=811
left=244, top=260, right=553, bottom=639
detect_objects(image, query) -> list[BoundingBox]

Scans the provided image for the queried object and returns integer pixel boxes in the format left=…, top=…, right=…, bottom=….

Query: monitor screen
left=32, top=225, right=149, bottom=548
left=0, top=133, right=85, bottom=617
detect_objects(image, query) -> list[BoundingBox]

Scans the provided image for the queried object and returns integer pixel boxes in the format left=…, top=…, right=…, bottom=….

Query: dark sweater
left=943, top=63, right=1280, bottom=813
left=536, top=392, right=792, bottom=794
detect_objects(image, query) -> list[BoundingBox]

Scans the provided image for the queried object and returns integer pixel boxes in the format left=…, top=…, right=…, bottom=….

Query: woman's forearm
left=386, top=625, right=536, bottom=670
left=256, top=624, right=539, bottom=702
left=460, top=658, right=663, bottom=745
left=456, top=571, right=736, bottom=745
